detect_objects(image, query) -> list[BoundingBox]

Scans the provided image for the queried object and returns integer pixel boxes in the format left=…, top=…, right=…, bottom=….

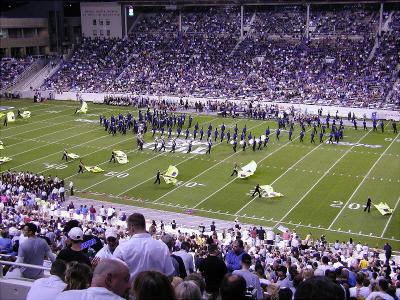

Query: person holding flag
left=232, top=139, right=237, bottom=152
left=252, top=184, right=262, bottom=198
left=231, top=163, right=239, bottom=177
left=78, top=160, right=85, bottom=174
left=154, top=170, right=161, bottom=184
left=62, top=149, right=69, bottom=161
left=206, top=139, right=212, bottom=155
left=109, top=151, right=116, bottom=163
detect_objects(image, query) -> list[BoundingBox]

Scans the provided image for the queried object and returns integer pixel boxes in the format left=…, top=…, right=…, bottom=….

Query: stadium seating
left=0, top=58, right=36, bottom=90
left=41, top=5, right=399, bottom=108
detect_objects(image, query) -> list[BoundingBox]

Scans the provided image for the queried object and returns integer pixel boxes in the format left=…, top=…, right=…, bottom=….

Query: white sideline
left=152, top=122, right=266, bottom=203
left=328, top=133, right=400, bottom=229
left=274, top=129, right=373, bottom=230
left=234, top=132, right=322, bottom=215
left=381, top=196, right=400, bottom=238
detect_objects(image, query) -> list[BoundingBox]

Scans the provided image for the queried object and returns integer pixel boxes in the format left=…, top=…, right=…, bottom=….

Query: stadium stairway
left=16, top=60, right=60, bottom=92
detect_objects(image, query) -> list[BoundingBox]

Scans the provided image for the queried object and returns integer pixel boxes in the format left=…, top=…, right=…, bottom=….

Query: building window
left=93, top=29, right=97, bottom=36
left=106, top=30, right=110, bottom=36
left=93, top=19, right=96, bottom=26
left=106, top=20, right=110, bottom=26
left=99, top=20, right=103, bottom=26
left=100, top=29, right=103, bottom=36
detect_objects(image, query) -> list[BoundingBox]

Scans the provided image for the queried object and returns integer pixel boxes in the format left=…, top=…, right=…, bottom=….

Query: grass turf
left=1, top=99, right=399, bottom=250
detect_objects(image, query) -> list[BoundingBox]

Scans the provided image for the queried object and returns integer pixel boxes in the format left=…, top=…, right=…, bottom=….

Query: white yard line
left=152, top=122, right=266, bottom=204
left=5, top=122, right=85, bottom=148
left=9, top=127, right=108, bottom=169
left=0, top=104, right=80, bottom=132
left=81, top=153, right=166, bottom=192
left=328, top=133, right=400, bottom=230
left=113, top=118, right=245, bottom=197
left=115, top=154, right=196, bottom=196
left=234, top=135, right=323, bottom=215
left=73, top=116, right=222, bottom=191
left=273, top=129, right=373, bottom=230
left=381, top=196, right=400, bottom=238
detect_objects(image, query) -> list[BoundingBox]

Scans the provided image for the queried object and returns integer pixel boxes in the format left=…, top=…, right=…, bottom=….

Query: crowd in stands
left=0, top=57, right=35, bottom=90
left=40, top=6, right=400, bottom=111
left=1, top=170, right=400, bottom=300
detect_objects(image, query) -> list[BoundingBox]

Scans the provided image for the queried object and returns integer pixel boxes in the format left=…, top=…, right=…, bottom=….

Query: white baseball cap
left=68, top=227, right=84, bottom=241
left=105, top=229, right=118, bottom=239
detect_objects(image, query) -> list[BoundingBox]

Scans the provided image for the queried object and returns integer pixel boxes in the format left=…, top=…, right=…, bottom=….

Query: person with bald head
left=55, top=259, right=130, bottom=300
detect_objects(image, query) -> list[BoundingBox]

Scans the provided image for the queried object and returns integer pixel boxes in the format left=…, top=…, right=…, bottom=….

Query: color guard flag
left=21, top=111, right=31, bottom=118
left=0, top=157, right=12, bottom=164
left=84, top=166, right=104, bottom=173
left=113, top=150, right=128, bottom=164
left=7, top=112, right=15, bottom=122
left=67, top=153, right=80, bottom=159
left=162, top=165, right=179, bottom=185
left=0, top=113, right=5, bottom=119
left=374, top=202, right=393, bottom=215
left=76, top=101, right=88, bottom=114
left=260, top=185, right=284, bottom=198
left=238, top=161, right=257, bottom=178
left=0, top=141, right=3, bottom=150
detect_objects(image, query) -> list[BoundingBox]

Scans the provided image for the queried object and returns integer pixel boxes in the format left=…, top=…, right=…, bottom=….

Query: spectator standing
left=95, top=229, right=119, bottom=260
left=225, top=239, right=246, bottom=272
left=233, top=253, right=263, bottom=300
left=56, top=227, right=91, bottom=266
left=198, top=243, right=227, bottom=296
left=173, top=241, right=194, bottom=275
left=113, top=213, right=174, bottom=281
left=17, top=223, right=56, bottom=279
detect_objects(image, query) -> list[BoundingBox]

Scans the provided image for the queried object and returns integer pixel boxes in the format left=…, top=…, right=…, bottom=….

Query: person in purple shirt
left=0, top=230, right=12, bottom=254
left=225, top=239, right=246, bottom=273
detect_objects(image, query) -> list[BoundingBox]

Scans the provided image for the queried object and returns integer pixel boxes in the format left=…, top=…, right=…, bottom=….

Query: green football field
left=1, top=99, right=399, bottom=249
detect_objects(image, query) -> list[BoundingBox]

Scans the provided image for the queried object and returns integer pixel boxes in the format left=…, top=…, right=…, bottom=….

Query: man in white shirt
left=173, top=241, right=194, bottom=275
left=95, top=229, right=119, bottom=260
left=27, top=260, right=67, bottom=300
left=366, top=279, right=395, bottom=300
left=100, top=205, right=106, bottom=222
left=113, top=213, right=174, bottom=282
left=56, top=259, right=130, bottom=300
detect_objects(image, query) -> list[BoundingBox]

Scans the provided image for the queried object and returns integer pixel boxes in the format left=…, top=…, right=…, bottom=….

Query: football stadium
left=0, top=1, right=399, bottom=299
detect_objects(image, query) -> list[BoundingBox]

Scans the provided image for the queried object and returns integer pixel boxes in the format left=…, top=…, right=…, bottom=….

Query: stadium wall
left=21, top=90, right=400, bottom=121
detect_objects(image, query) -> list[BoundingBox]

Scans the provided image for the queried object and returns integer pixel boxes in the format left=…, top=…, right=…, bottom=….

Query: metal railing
left=0, top=260, right=50, bottom=279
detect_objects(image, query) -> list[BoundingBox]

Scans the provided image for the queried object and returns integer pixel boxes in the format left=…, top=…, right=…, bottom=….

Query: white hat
left=105, top=229, right=118, bottom=239
left=68, top=227, right=84, bottom=241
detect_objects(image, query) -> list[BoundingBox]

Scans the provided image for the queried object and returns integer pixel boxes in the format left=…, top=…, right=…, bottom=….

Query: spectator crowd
left=1, top=170, right=399, bottom=300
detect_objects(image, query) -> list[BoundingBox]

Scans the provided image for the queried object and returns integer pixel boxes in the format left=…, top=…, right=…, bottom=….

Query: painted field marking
left=152, top=122, right=266, bottom=203
left=273, top=129, right=372, bottom=230
left=73, top=116, right=226, bottom=192
left=328, top=133, right=400, bottom=230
